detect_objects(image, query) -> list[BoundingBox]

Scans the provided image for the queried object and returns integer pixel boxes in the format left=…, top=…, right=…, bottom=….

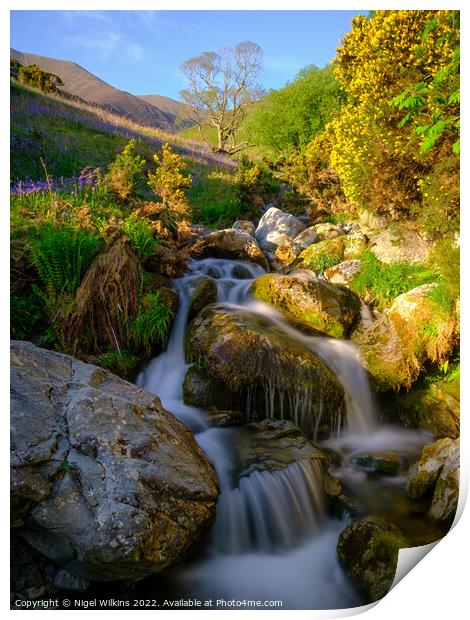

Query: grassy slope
left=10, top=81, right=243, bottom=227
left=11, top=48, right=172, bottom=130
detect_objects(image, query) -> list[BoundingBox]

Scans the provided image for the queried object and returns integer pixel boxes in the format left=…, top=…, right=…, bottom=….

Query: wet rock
left=207, top=411, right=244, bottom=427
left=325, top=259, right=362, bottom=286
left=314, top=223, right=346, bottom=241
left=191, top=229, right=268, bottom=270
left=251, top=270, right=361, bottom=338
left=187, top=276, right=218, bottom=322
left=236, top=419, right=329, bottom=477
left=407, top=437, right=459, bottom=521
left=255, top=207, right=306, bottom=253
left=352, top=453, right=401, bottom=475
left=231, top=264, right=254, bottom=279
left=182, top=365, right=229, bottom=411
left=369, top=228, right=430, bottom=264
left=296, top=236, right=345, bottom=273
left=53, top=569, right=89, bottom=592
left=429, top=440, right=459, bottom=521
left=233, top=220, right=255, bottom=236
left=337, top=516, right=409, bottom=602
left=185, top=304, right=345, bottom=431
left=344, top=231, right=368, bottom=260
left=11, top=340, right=219, bottom=583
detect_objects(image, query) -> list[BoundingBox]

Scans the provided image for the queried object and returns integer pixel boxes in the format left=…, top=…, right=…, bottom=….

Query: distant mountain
left=10, top=48, right=175, bottom=131
left=138, top=94, right=193, bottom=128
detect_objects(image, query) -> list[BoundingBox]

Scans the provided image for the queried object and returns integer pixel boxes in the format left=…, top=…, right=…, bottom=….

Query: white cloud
left=126, top=43, right=144, bottom=63
left=66, top=31, right=122, bottom=58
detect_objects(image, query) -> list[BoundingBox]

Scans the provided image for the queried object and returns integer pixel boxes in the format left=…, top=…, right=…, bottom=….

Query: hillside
left=138, top=94, right=193, bottom=128
left=11, top=48, right=173, bottom=130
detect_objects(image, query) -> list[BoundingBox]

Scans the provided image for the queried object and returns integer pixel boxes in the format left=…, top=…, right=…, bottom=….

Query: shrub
left=330, top=10, right=459, bottom=231
left=121, top=212, right=160, bottom=261
left=236, top=155, right=279, bottom=209
left=29, top=224, right=100, bottom=294
left=147, top=143, right=191, bottom=232
left=106, top=139, right=146, bottom=201
left=350, top=250, right=437, bottom=308
left=281, top=129, right=353, bottom=220
left=131, top=292, right=174, bottom=354
left=18, top=64, right=64, bottom=93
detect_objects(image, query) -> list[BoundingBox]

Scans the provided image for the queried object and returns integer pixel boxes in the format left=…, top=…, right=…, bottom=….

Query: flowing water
left=136, top=257, right=434, bottom=609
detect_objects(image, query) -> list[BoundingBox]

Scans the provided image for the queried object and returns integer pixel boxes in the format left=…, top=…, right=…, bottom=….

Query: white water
left=136, top=257, right=428, bottom=609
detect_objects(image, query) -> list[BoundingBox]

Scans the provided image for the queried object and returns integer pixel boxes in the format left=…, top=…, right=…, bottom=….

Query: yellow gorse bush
left=324, top=9, right=459, bottom=226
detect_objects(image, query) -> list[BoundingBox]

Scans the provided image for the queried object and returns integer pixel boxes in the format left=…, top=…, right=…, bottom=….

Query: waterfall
left=136, top=257, right=373, bottom=609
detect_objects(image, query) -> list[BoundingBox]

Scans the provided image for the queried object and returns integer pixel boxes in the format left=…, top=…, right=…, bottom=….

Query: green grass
left=186, top=163, right=247, bottom=227
left=131, top=292, right=174, bottom=354
left=351, top=250, right=437, bottom=308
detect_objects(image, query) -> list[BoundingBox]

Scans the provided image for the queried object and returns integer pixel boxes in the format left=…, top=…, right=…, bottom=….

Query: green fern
left=29, top=224, right=100, bottom=293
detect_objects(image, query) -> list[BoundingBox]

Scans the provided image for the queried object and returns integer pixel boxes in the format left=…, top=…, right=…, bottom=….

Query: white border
left=3, top=2, right=468, bottom=618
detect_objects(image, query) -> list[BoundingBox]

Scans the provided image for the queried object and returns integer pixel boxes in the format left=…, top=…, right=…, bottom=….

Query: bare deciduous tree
left=180, top=41, right=264, bottom=154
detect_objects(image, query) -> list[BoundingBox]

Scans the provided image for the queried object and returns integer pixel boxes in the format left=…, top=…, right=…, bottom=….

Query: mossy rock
left=187, top=276, right=218, bottom=323
left=352, top=452, right=401, bottom=475
left=407, top=437, right=456, bottom=499
left=251, top=270, right=361, bottom=338
left=295, top=236, right=345, bottom=273
left=344, top=231, right=368, bottom=260
left=337, top=516, right=409, bottom=603
left=353, top=284, right=457, bottom=392
left=235, top=419, right=329, bottom=477
left=185, top=304, right=345, bottom=433
left=182, top=365, right=229, bottom=411
left=396, top=378, right=460, bottom=438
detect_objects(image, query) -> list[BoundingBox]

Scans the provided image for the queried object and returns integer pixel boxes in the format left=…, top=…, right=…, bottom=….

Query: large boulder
left=337, top=516, right=409, bottom=603
left=191, top=229, right=268, bottom=270
left=10, top=341, right=219, bottom=583
left=185, top=304, right=345, bottom=434
left=407, top=438, right=459, bottom=521
left=251, top=270, right=361, bottom=338
left=255, top=207, right=306, bottom=254
left=353, top=284, right=456, bottom=392
left=295, top=236, right=345, bottom=273
left=369, top=228, right=430, bottom=264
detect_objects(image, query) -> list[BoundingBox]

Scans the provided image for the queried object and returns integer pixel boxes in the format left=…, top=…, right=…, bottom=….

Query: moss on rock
left=185, top=304, right=345, bottom=433
left=296, top=236, right=345, bottom=273
left=251, top=270, right=360, bottom=338
left=337, top=516, right=409, bottom=603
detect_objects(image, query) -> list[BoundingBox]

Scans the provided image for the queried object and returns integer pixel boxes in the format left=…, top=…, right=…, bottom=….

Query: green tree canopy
left=245, top=64, right=344, bottom=156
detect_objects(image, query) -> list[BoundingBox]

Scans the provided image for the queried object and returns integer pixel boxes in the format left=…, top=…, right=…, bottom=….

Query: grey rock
left=233, top=220, right=255, bottom=236
left=255, top=207, right=306, bottom=253
left=10, top=341, right=219, bottom=583
left=191, top=229, right=268, bottom=269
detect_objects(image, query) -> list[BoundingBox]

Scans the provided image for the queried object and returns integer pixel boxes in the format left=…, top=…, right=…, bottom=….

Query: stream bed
left=131, top=257, right=445, bottom=610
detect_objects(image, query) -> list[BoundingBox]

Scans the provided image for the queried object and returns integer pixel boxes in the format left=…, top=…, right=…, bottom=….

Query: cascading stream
left=136, top=257, right=384, bottom=608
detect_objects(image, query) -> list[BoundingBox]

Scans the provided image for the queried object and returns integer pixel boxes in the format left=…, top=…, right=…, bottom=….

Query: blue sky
left=10, top=10, right=367, bottom=100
